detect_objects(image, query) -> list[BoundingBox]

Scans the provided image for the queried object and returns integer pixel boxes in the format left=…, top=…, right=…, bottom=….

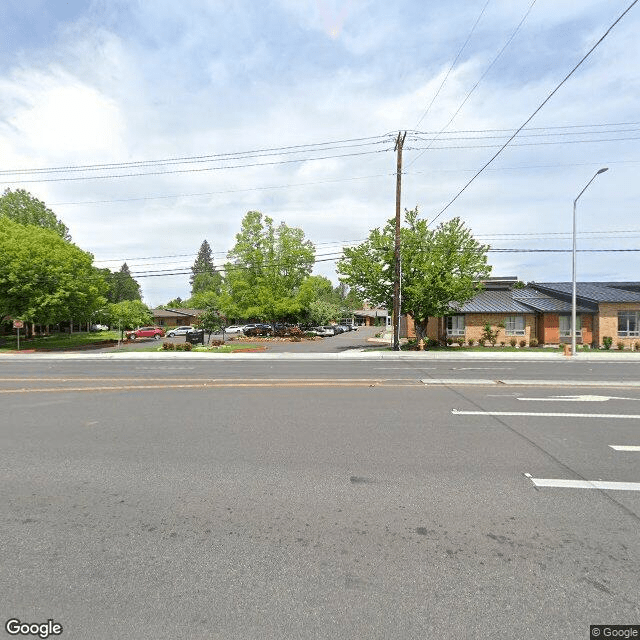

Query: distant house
left=151, top=308, right=205, bottom=327
left=424, top=278, right=640, bottom=348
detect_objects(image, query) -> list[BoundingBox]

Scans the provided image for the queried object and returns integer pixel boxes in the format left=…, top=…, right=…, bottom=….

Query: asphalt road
left=1, top=358, right=639, bottom=639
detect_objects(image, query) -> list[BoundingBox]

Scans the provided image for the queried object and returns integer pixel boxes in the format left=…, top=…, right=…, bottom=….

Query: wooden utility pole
left=393, top=131, right=406, bottom=351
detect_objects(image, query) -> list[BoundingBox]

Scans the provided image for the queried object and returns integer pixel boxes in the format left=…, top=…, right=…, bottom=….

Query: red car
left=128, top=326, right=165, bottom=340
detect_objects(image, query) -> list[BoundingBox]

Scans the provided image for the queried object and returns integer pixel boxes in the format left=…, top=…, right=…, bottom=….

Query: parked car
left=223, top=325, right=245, bottom=335
left=128, top=326, right=165, bottom=340
left=244, top=324, right=273, bottom=337
left=316, top=326, right=336, bottom=337
left=90, top=324, right=109, bottom=331
left=166, top=326, right=195, bottom=337
left=331, top=325, right=345, bottom=334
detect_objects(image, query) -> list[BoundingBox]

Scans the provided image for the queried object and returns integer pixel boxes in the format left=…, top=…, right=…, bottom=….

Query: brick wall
left=465, top=313, right=535, bottom=345
left=597, top=303, right=640, bottom=348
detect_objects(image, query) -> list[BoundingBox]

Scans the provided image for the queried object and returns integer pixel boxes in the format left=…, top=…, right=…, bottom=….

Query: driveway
left=94, top=326, right=384, bottom=353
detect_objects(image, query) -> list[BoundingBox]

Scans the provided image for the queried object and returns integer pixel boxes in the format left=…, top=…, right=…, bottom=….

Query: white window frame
left=618, top=311, right=640, bottom=337
left=446, top=315, right=465, bottom=336
left=504, top=315, right=525, bottom=336
left=559, top=314, right=581, bottom=338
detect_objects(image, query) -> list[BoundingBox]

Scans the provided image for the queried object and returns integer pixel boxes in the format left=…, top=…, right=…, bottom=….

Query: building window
left=446, top=315, right=465, bottom=336
left=559, top=314, right=581, bottom=338
left=618, top=311, right=640, bottom=337
left=504, top=316, right=525, bottom=336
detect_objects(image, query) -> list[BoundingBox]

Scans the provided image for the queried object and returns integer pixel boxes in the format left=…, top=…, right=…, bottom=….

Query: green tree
left=198, top=306, right=225, bottom=343
left=105, top=263, right=142, bottom=303
left=0, top=218, right=106, bottom=325
left=0, top=188, right=70, bottom=239
left=221, top=211, right=315, bottom=322
left=191, top=239, right=222, bottom=296
left=337, top=208, right=491, bottom=342
left=106, top=300, right=152, bottom=339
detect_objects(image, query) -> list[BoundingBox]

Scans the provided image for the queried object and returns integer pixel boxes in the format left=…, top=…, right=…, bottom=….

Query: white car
left=166, top=326, right=195, bottom=337
left=224, top=325, right=245, bottom=335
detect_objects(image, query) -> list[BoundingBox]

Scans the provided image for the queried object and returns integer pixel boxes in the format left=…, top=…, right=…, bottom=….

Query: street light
left=572, top=167, right=608, bottom=356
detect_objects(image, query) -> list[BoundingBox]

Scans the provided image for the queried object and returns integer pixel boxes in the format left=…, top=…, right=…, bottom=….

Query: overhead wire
left=414, top=0, right=491, bottom=129
left=407, top=0, right=538, bottom=169
left=429, top=0, right=640, bottom=225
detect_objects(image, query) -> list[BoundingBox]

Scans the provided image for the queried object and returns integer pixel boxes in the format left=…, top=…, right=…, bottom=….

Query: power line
left=408, top=0, right=537, bottom=169
left=414, top=0, right=491, bottom=128
left=429, top=0, right=640, bottom=225
left=0, top=134, right=393, bottom=176
left=406, top=135, right=640, bottom=151
left=1, top=148, right=391, bottom=185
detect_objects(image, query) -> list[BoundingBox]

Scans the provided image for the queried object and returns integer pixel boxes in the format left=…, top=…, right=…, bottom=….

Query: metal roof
left=512, top=287, right=596, bottom=313
left=531, top=282, right=640, bottom=303
left=452, top=290, right=535, bottom=313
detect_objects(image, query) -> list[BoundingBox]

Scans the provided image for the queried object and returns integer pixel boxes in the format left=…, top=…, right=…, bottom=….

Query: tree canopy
left=106, top=300, right=152, bottom=338
left=102, top=263, right=142, bottom=303
left=190, top=239, right=222, bottom=297
left=0, top=218, right=106, bottom=324
left=337, top=208, right=491, bottom=340
left=220, top=211, right=315, bottom=322
left=0, top=188, right=70, bottom=240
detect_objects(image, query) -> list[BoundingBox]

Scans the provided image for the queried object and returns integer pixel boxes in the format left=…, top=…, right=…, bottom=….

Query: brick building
left=423, top=279, right=640, bottom=348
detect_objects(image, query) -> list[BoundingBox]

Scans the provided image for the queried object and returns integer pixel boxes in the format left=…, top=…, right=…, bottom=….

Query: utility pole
left=393, top=131, right=406, bottom=351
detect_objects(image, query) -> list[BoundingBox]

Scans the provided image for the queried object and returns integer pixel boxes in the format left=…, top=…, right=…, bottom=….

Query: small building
left=151, top=308, right=204, bottom=327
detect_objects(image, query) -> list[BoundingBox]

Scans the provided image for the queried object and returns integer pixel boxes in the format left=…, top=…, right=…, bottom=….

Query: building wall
left=464, top=313, right=535, bottom=344
left=597, top=303, right=640, bottom=348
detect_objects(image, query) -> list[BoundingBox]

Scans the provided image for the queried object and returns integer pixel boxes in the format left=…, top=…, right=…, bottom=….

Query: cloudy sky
left=1, top=0, right=638, bottom=307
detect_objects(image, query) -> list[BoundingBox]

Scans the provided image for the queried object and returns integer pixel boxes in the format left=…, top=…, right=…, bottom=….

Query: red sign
left=13, top=320, right=24, bottom=329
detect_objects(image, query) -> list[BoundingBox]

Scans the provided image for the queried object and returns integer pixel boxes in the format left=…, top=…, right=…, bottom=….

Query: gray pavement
left=1, top=358, right=639, bottom=639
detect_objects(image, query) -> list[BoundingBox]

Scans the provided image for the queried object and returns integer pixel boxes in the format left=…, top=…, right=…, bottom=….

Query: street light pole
left=572, top=167, right=608, bottom=356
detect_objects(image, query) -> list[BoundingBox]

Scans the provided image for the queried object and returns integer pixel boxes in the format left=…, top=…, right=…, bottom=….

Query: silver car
left=166, top=326, right=195, bottom=337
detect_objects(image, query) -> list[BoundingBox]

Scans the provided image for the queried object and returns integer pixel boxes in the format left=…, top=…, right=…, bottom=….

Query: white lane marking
left=452, top=367, right=513, bottom=370
left=517, top=395, right=639, bottom=402
left=423, top=379, right=498, bottom=385
left=609, top=445, right=640, bottom=451
left=528, top=477, right=640, bottom=491
left=452, top=409, right=640, bottom=419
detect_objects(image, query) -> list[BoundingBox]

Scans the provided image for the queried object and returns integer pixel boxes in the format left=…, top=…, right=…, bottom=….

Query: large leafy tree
left=0, top=188, right=70, bottom=240
left=337, top=208, right=491, bottom=341
left=0, top=218, right=106, bottom=325
left=220, top=211, right=315, bottom=322
left=190, top=239, right=222, bottom=297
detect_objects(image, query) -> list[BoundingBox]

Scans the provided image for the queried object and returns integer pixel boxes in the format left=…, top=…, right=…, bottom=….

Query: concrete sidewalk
left=1, top=349, right=640, bottom=361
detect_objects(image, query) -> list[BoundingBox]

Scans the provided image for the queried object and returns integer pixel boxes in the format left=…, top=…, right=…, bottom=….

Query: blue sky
left=1, top=0, right=638, bottom=306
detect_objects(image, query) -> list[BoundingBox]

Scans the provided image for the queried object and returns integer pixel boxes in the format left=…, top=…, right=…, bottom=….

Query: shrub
left=519, top=339, right=527, bottom=348
left=162, top=341, right=175, bottom=350
left=456, top=337, right=465, bottom=347
left=510, top=338, right=517, bottom=347
left=582, top=343, right=590, bottom=351
left=617, top=341, right=625, bottom=351
left=446, top=337, right=454, bottom=346
left=209, top=340, right=223, bottom=347
left=499, top=341, right=505, bottom=347
left=559, top=343, right=566, bottom=350
left=529, top=338, right=538, bottom=348
left=635, top=341, right=640, bottom=352
left=603, top=336, right=613, bottom=350
left=291, top=336, right=302, bottom=342
left=304, top=332, right=316, bottom=339
left=467, top=338, right=475, bottom=346
left=175, top=342, right=193, bottom=351
left=481, top=322, right=499, bottom=346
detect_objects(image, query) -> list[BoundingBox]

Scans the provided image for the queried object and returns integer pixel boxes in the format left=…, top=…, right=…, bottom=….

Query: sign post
left=13, top=320, right=24, bottom=351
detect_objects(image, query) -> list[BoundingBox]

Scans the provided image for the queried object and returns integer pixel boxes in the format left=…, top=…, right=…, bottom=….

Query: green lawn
left=0, top=331, right=120, bottom=351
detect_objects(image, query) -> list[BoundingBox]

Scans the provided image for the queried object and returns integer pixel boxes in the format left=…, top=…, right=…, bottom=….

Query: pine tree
left=108, top=263, right=142, bottom=303
left=190, top=240, right=220, bottom=296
